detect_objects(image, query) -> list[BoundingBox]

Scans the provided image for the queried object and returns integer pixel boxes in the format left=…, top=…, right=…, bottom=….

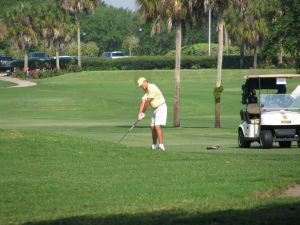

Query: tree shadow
left=23, top=202, right=300, bottom=225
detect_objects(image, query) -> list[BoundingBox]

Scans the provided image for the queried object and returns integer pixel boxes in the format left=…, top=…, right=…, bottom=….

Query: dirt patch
left=278, top=184, right=300, bottom=197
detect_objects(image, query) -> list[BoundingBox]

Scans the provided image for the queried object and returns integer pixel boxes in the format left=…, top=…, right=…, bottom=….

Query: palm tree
left=122, top=36, right=140, bottom=56
left=0, top=20, right=8, bottom=42
left=225, top=2, right=248, bottom=68
left=245, top=1, right=268, bottom=69
left=4, top=2, right=38, bottom=71
left=37, top=2, right=75, bottom=69
left=264, top=0, right=282, bottom=63
left=204, top=0, right=249, bottom=128
left=203, top=0, right=230, bottom=128
left=225, top=0, right=268, bottom=69
left=56, top=0, right=100, bottom=67
left=136, top=0, right=199, bottom=127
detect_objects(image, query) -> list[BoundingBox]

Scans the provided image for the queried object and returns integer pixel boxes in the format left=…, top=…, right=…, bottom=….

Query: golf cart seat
left=240, top=110, right=250, bottom=124
left=247, top=103, right=260, bottom=124
left=247, top=103, right=260, bottom=114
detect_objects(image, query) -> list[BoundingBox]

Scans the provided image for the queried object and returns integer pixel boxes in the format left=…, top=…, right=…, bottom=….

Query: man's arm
left=138, top=98, right=152, bottom=120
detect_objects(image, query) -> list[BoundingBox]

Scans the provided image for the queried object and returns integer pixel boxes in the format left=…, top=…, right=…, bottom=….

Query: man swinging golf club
left=137, top=77, right=167, bottom=150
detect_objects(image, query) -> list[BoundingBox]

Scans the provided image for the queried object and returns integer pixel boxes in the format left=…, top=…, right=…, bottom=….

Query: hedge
left=82, top=55, right=251, bottom=70
left=11, top=58, right=76, bottom=71
left=11, top=55, right=296, bottom=72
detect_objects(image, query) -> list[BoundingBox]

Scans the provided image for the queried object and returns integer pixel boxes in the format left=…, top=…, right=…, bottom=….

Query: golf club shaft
left=118, top=120, right=139, bottom=144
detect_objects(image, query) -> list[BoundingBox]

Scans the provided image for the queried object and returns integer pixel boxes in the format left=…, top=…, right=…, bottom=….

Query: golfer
left=137, top=77, right=167, bottom=150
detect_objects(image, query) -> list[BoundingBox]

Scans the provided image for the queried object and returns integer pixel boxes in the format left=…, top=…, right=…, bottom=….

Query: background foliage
left=0, top=0, right=299, bottom=72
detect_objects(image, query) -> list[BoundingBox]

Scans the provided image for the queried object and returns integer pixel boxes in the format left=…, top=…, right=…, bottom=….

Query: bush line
left=11, top=55, right=296, bottom=77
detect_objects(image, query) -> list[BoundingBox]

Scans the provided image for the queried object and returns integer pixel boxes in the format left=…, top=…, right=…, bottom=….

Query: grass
left=0, top=80, right=14, bottom=88
left=0, top=69, right=300, bottom=224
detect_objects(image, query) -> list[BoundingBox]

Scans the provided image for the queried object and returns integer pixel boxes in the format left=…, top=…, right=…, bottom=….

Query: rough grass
left=0, top=129, right=300, bottom=224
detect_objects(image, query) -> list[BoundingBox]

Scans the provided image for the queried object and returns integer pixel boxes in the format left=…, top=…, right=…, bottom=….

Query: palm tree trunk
left=240, top=45, right=244, bottom=69
left=278, top=38, right=283, bottom=64
left=208, top=6, right=211, bottom=56
left=77, top=12, right=81, bottom=67
left=174, top=19, right=181, bottom=128
left=224, top=26, right=228, bottom=55
left=253, top=45, right=258, bottom=69
left=278, top=47, right=283, bottom=64
left=215, top=8, right=224, bottom=128
left=56, top=49, right=60, bottom=69
left=24, top=48, right=28, bottom=72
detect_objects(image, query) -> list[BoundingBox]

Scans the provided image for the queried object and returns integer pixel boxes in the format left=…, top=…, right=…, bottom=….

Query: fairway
left=1, top=69, right=299, bottom=151
left=1, top=69, right=300, bottom=224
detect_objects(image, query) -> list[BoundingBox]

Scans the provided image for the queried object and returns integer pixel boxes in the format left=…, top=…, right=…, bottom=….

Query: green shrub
left=12, top=62, right=83, bottom=80
left=67, top=64, right=84, bottom=72
left=82, top=56, right=218, bottom=70
left=12, top=59, right=49, bottom=71
left=11, top=58, right=76, bottom=71
left=166, top=43, right=243, bottom=56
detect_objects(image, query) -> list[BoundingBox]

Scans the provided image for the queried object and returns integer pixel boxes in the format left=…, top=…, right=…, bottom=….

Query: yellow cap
left=137, top=77, right=146, bottom=87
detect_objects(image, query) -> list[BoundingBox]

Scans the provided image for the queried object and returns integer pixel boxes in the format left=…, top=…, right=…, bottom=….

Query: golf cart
left=238, top=74, right=300, bottom=149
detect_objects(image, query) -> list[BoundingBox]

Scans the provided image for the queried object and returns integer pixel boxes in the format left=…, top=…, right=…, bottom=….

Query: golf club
left=118, top=113, right=145, bottom=144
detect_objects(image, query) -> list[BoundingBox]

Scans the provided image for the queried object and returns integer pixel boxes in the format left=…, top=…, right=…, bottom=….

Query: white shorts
left=151, top=103, right=167, bottom=126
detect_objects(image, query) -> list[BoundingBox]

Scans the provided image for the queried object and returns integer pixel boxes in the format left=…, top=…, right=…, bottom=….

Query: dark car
left=14, top=52, right=49, bottom=63
left=28, top=52, right=48, bottom=59
left=0, top=56, right=14, bottom=72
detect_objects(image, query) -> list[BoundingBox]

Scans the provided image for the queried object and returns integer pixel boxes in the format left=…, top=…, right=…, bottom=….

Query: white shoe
left=151, top=144, right=157, bottom=150
left=158, top=145, right=165, bottom=150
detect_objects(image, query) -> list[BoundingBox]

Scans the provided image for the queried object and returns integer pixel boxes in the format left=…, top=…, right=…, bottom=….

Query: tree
left=122, top=36, right=140, bottom=56
left=225, top=3, right=248, bottom=69
left=57, top=0, right=100, bottom=67
left=0, top=20, right=9, bottom=56
left=80, top=4, right=136, bottom=55
left=226, top=0, right=268, bottom=69
left=272, top=0, right=300, bottom=73
left=69, top=41, right=99, bottom=56
left=203, top=0, right=230, bottom=128
left=36, top=1, right=75, bottom=69
left=0, top=20, right=8, bottom=41
left=203, top=0, right=249, bottom=128
left=81, top=41, right=99, bottom=56
left=260, top=0, right=284, bottom=66
left=246, top=1, right=268, bottom=69
left=4, top=2, right=39, bottom=71
left=0, top=0, right=32, bottom=18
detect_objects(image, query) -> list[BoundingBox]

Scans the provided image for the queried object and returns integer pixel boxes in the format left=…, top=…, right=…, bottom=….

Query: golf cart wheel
left=279, top=141, right=292, bottom=148
left=238, top=130, right=251, bottom=148
left=260, top=130, right=273, bottom=149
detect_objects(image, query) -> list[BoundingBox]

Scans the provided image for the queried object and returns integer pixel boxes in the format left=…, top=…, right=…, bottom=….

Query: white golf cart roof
left=243, top=74, right=300, bottom=79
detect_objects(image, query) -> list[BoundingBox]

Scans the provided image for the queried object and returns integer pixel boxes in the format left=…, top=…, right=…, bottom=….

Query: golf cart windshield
left=260, top=94, right=300, bottom=111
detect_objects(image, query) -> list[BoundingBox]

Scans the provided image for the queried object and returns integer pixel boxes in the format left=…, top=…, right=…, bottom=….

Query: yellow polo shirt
left=142, top=83, right=165, bottom=109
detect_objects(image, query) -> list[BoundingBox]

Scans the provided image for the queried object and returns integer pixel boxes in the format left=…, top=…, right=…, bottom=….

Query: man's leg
left=153, top=104, right=167, bottom=150
left=151, top=126, right=158, bottom=145
left=155, top=125, right=163, bottom=145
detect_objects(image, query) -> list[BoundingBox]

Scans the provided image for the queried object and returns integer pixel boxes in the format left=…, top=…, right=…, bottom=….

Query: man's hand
left=138, top=113, right=145, bottom=121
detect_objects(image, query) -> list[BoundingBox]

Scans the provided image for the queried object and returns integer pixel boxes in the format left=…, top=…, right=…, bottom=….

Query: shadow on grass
left=117, top=126, right=212, bottom=129
left=24, top=202, right=300, bottom=225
